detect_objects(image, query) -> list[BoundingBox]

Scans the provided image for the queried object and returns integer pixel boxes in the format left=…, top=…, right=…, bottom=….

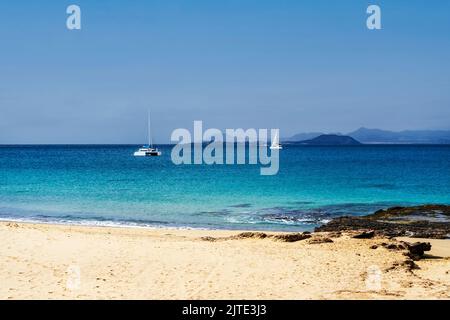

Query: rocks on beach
left=307, top=237, right=334, bottom=244
left=6, top=222, right=20, bottom=228
left=198, top=227, right=433, bottom=274
left=352, top=230, right=375, bottom=239
left=376, top=240, right=432, bottom=261
left=315, top=205, right=450, bottom=239
left=231, top=232, right=268, bottom=240
left=271, top=233, right=311, bottom=242
left=200, top=205, right=441, bottom=276
left=201, top=231, right=312, bottom=243
left=404, top=242, right=432, bottom=260
left=386, top=259, right=420, bottom=272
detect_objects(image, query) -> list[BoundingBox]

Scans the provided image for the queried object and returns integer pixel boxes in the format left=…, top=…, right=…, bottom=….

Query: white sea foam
left=0, top=217, right=207, bottom=231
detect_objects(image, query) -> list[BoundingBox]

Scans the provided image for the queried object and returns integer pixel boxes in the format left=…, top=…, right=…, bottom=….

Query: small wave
left=0, top=216, right=207, bottom=231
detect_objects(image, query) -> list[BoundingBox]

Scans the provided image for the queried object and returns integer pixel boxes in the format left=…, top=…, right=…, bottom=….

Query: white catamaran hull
left=134, top=149, right=161, bottom=157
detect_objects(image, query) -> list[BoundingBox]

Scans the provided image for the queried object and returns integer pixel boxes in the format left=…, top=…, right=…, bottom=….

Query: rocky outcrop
left=271, top=233, right=311, bottom=242
left=200, top=236, right=218, bottom=242
left=369, top=205, right=450, bottom=220
left=307, top=237, right=333, bottom=244
left=201, top=231, right=312, bottom=243
left=404, top=242, right=432, bottom=260
left=386, top=259, right=419, bottom=272
left=378, top=241, right=431, bottom=260
left=352, top=230, right=375, bottom=239
left=315, top=205, right=450, bottom=239
left=230, top=232, right=268, bottom=239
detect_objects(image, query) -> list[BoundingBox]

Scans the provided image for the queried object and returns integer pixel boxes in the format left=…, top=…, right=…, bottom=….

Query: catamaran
left=134, top=111, right=161, bottom=157
left=270, top=131, right=282, bottom=150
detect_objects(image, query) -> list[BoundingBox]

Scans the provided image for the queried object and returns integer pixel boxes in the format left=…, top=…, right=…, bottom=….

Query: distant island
left=286, top=127, right=450, bottom=144
left=291, top=134, right=361, bottom=146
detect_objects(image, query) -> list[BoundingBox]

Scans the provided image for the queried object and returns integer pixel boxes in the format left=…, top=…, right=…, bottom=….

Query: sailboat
left=269, top=131, right=282, bottom=150
left=134, top=111, right=162, bottom=157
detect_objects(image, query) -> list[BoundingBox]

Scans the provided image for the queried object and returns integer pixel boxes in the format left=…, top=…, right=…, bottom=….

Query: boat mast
left=148, top=109, right=153, bottom=148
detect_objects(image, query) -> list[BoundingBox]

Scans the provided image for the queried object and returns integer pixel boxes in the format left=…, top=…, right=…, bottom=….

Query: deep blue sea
left=0, top=145, right=449, bottom=231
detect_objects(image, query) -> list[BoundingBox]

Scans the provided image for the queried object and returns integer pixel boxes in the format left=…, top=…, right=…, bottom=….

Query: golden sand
left=0, top=221, right=449, bottom=299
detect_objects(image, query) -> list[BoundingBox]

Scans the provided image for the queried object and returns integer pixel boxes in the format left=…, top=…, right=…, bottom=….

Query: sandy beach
left=0, top=221, right=449, bottom=300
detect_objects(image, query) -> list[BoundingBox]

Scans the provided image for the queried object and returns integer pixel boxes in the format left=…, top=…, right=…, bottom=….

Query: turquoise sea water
left=0, top=145, right=449, bottom=231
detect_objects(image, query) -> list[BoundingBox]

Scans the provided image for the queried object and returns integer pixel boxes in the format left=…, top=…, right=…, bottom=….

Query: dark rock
left=369, top=205, right=450, bottom=220
left=308, top=237, right=333, bottom=244
left=370, top=245, right=378, bottom=249
left=386, top=259, right=420, bottom=272
left=403, top=242, right=431, bottom=260
left=232, top=232, right=268, bottom=239
left=328, top=231, right=342, bottom=238
left=200, top=236, right=217, bottom=242
left=381, top=243, right=406, bottom=250
left=406, top=242, right=432, bottom=255
left=315, top=205, right=450, bottom=239
left=402, top=259, right=420, bottom=270
left=271, top=233, right=311, bottom=242
left=204, top=231, right=313, bottom=242
left=352, top=230, right=375, bottom=239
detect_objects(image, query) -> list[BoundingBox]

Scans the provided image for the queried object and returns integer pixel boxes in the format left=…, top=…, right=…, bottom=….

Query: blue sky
left=0, top=0, right=449, bottom=143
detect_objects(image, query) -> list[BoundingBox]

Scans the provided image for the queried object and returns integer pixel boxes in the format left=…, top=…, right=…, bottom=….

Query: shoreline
left=0, top=216, right=315, bottom=233
left=1, top=221, right=449, bottom=300
left=2, top=203, right=448, bottom=236
left=0, top=218, right=308, bottom=233
left=0, top=217, right=213, bottom=232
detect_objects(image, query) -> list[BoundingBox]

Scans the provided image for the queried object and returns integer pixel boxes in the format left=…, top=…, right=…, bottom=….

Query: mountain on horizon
left=291, top=134, right=361, bottom=146
left=285, top=127, right=450, bottom=144
left=348, top=127, right=450, bottom=144
left=286, top=132, right=332, bottom=142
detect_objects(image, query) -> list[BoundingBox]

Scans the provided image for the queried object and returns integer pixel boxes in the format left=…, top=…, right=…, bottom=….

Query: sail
left=271, top=131, right=279, bottom=147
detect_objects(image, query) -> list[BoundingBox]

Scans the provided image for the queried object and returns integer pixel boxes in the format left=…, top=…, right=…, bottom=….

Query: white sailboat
left=270, top=131, right=282, bottom=150
left=134, top=111, right=161, bottom=157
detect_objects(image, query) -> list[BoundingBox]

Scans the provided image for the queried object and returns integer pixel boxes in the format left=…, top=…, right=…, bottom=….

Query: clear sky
left=0, top=0, right=449, bottom=143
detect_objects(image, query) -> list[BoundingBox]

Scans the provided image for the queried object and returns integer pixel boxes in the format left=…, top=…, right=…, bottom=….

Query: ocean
left=0, top=144, right=449, bottom=231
